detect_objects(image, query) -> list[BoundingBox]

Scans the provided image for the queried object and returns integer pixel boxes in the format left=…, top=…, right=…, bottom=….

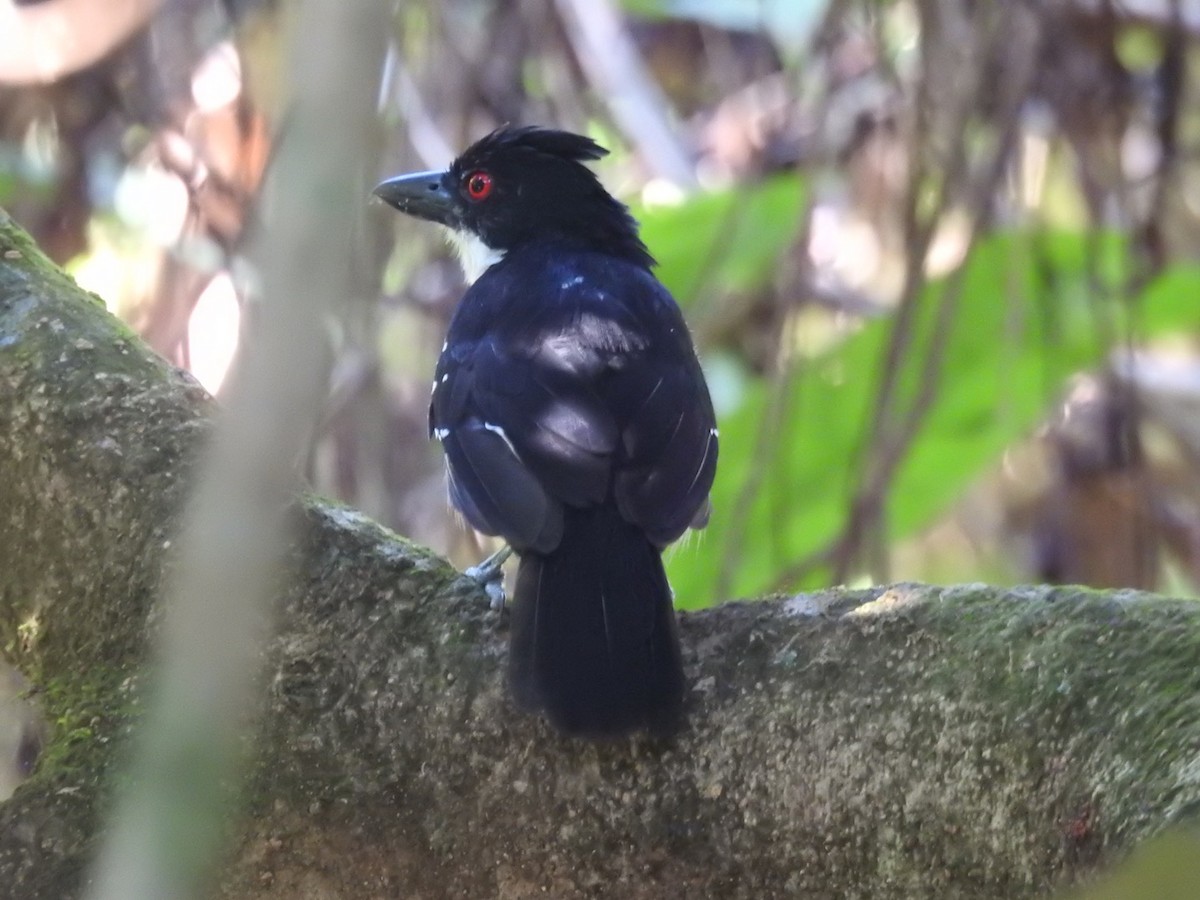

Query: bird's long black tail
left=508, top=504, right=684, bottom=738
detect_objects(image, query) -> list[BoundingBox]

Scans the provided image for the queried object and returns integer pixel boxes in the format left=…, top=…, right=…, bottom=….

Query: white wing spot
left=562, top=275, right=584, bottom=289
left=710, top=427, right=719, bottom=437
left=482, top=422, right=517, bottom=455
left=433, top=427, right=450, bottom=440
left=440, top=373, right=449, bottom=383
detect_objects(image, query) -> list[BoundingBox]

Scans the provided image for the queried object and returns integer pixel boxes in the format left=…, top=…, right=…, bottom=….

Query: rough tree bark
left=0, top=212, right=1198, bottom=899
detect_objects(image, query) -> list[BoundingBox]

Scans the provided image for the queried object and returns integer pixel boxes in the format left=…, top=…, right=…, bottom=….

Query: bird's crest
left=448, top=125, right=653, bottom=269
left=457, top=127, right=609, bottom=168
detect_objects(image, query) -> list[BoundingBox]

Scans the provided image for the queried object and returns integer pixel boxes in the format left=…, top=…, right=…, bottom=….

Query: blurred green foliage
left=637, top=181, right=1200, bottom=607
left=640, top=174, right=808, bottom=301
left=1065, top=831, right=1200, bottom=900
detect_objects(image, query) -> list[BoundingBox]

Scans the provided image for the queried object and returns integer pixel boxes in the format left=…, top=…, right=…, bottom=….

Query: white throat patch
left=444, top=228, right=506, bottom=285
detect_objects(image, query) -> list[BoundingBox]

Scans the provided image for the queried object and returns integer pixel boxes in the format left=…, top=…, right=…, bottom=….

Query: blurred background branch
left=0, top=0, right=164, bottom=85
left=77, top=0, right=388, bottom=897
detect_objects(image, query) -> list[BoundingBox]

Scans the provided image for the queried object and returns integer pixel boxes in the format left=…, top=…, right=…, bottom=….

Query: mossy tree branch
left=1, top=213, right=1199, bottom=898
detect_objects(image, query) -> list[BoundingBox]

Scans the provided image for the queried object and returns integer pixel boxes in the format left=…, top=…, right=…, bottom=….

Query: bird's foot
left=465, top=545, right=513, bottom=611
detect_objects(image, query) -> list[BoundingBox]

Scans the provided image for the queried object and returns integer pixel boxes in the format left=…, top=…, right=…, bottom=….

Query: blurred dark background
left=4, top=0, right=1200, bottom=612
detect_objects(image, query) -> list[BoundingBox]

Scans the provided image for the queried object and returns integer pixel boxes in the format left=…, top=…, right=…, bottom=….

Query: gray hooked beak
left=372, top=170, right=457, bottom=227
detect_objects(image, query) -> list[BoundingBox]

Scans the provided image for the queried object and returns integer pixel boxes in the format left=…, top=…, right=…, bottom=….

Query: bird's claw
left=465, top=563, right=506, bottom=611
left=482, top=577, right=507, bottom=611
left=465, top=545, right=513, bottom=611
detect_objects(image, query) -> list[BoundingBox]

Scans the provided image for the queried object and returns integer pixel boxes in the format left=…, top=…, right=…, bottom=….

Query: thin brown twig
left=82, top=1, right=389, bottom=895
left=827, top=6, right=1041, bottom=586
left=552, top=0, right=696, bottom=186
left=826, top=1, right=981, bottom=583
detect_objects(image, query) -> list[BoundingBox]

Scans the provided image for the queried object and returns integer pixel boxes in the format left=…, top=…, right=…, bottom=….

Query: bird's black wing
left=430, top=339, right=570, bottom=554
left=607, top=336, right=717, bottom=546
left=430, top=254, right=717, bottom=552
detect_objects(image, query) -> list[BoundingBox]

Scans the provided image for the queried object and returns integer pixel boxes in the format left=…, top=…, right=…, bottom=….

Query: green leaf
left=636, top=174, right=807, bottom=307
left=1142, top=266, right=1200, bottom=330
left=666, top=229, right=1200, bottom=609
left=1066, top=831, right=1200, bottom=900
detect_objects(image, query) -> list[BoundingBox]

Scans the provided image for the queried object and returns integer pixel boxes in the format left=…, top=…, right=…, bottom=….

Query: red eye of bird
left=466, top=171, right=493, bottom=201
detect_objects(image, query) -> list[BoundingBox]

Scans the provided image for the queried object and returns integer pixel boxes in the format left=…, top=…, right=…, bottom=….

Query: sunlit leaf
left=637, top=173, right=807, bottom=306
left=666, top=229, right=1200, bottom=608
left=1065, top=831, right=1200, bottom=900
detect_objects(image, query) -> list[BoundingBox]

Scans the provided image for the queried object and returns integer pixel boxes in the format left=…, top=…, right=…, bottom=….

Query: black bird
left=373, top=127, right=717, bottom=737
